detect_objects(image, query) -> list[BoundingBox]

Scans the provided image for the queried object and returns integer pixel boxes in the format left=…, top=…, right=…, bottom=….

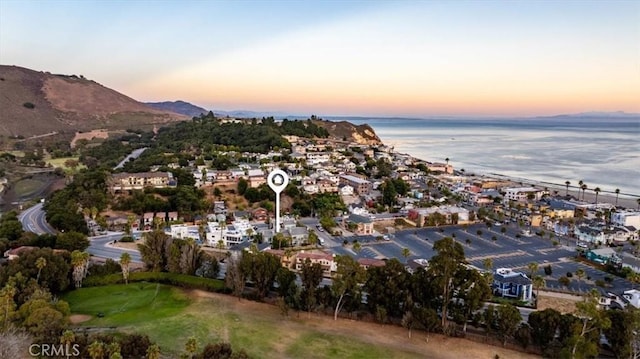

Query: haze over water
left=344, top=117, right=640, bottom=198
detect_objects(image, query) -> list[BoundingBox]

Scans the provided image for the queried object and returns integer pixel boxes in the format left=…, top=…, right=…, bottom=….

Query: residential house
left=612, top=211, right=640, bottom=228
left=109, top=172, right=176, bottom=193
left=252, top=208, right=268, bottom=222
left=339, top=175, right=372, bottom=195
left=623, top=289, right=640, bottom=309
left=503, top=187, right=548, bottom=203
left=339, top=184, right=354, bottom=196
left=357, top=258, right=385, bottom=270
left=346, top=214, right=374, bottom=235
left=295, top=251, right=335, bottom=277
left=287, top=227, right=309, bottom=246
left=492, top=268, right=533, bottom=302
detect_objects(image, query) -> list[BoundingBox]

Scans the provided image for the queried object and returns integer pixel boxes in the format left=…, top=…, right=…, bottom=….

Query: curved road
left=18, top=202, right=56, bottom=235
left=18, top=203, right=142, bottom=263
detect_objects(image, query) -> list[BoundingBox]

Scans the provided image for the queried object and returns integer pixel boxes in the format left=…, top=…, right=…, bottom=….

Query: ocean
left=340, top=117, right=640, bottom=198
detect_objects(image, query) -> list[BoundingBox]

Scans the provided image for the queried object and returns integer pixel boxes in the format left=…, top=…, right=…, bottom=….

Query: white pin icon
left=267, top=169, right=289, bottom=233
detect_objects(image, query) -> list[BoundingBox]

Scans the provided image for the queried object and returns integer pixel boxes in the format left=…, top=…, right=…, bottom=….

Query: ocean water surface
left=342, top=117, right=640, bottom=198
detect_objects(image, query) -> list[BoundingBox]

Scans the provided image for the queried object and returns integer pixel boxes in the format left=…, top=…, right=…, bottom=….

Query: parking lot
left=327, top=222, right=638, bottom=294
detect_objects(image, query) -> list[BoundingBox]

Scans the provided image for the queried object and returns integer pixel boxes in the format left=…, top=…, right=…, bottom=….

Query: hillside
left=314, top=120, right=382, bottom=145
left=145, top=100, right=208, bottom=117
left=0, top=65, right=187, bottom=137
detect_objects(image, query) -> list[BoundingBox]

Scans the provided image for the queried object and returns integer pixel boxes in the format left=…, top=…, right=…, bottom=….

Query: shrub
left=83, top=272, right=225, bottom=292
left=595, top=279, right=606, bottom=287
left=543, top=265, right=552, bottom=276
left=120, top=236, right=134, bottom=243
left=23, top=102, right=35, bottom=109
left=476, top=230, right=483, bottom=236
left=491, top=236, right=497, bottom=241
left=566, top=272, right=573, bottom=278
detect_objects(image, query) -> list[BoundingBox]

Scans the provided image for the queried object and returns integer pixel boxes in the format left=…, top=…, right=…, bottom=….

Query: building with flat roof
left=339, top=174, right=371, bottom=195
left=109, top=172, right=176, bottom=193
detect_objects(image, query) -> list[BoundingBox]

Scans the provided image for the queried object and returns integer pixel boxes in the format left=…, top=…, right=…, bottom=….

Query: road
left=18, top=202, right=56, bottom=235
left=114, top=147, right=147, bottom=170
left=88, top=233, right=143, bottom=263
left=18, top=204, right=143, bottom=263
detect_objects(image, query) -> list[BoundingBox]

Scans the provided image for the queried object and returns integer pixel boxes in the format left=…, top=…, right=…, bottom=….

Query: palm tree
left=581, top=183, right=587, bottom=201
left=120, top=252, right=131, bottom=285
left=532, top=275, right=545, bottom=302
left=594, top=187, right=601, bottom=206
left=483, top=258, right=493, bottom=272
left=564, top=181, right=570, bottom=196
left=35, top=257, right=46, bottom=283
left=71, top=251, right=88, bottom=288
left=87, top=340, right=105, bottom=359
left=59, top=329, right=75, bottom=349
left=575, top=268, right=585, bottom=284
left=402, top=247, right=411, bottom=261
left=445, top=157, right=450, bottom=166
left=614, top=188, right=620, bottom=206
left=146, top=344, right=161, bottom=359
left=637, top=198, right=640, bottom=210
left=352, top=241, right=362, bottom=253
left=527, top=262, right=539, bottom=279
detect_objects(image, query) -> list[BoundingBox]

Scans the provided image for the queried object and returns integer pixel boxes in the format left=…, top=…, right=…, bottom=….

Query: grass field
left=13, top=178, right=45, bottom=197
left=46, top=156, right=86, bottom=171
left=64, top=284, right=537, bottom=359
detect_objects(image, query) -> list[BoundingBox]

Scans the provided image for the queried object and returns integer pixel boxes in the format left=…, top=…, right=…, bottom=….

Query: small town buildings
left=109, top=172, right=176, bottom=193
left=357, top=258, right=385, bottom=270
left=339, top=174, right=372, bottom=195
left=492, top=268, right=533, bottom=302
left=252, top=208, right=268, bottom=222
left=503, top=187, right=548, bottom=203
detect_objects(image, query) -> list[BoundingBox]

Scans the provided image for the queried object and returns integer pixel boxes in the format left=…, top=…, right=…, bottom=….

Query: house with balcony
left=295, top=251, right=336, bottom=277
left=346, top=214, right=374, bottom=235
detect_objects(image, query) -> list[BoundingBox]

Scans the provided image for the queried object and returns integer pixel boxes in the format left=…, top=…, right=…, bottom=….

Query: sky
left=1, top=0, right=639, bottom=117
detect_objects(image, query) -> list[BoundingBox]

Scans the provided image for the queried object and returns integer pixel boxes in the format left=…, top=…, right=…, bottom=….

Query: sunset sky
left=1, top=0, right=638, bottom=117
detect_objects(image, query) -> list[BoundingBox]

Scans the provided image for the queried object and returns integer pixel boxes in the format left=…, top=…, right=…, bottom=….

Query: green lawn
left=46, top=156, right=86, bottom=171
left=63, top=283, right=190, bottom=326
left=63, top=284, right=425, bottom=358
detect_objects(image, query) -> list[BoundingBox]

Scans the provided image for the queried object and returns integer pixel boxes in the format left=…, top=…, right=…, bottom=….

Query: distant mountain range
left=0, top=65, right=187, bottom=137
left=145, top=100, right=209, bottom=118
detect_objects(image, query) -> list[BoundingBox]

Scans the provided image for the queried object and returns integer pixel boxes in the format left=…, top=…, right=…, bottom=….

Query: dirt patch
left=111, top=242, right=139, bottom=251
left=536, top=291, right=581, bottom=313
left=187, top=290, right=537, bottom=359
left=69, top=314, right=92, bottom=324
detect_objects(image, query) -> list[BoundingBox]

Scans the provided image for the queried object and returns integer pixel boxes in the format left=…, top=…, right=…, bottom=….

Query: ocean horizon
left=339, top=117, right=640, bottom=199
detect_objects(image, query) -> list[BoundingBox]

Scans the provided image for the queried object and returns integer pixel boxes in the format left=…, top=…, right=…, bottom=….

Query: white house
left=339, top=185, right=354, bottom=196
left=166, top=224, right=201, bottom=241
left=492, top=268, right=533, bottom=302
left=612, top=211, right=640, bottom=228
left=503, top=187, right=548, bottom=202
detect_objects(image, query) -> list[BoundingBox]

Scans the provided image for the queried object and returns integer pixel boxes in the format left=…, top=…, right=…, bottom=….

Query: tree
left=299, top=259, right=323, bottom=317
left=527, top=262, right=538, bottom=279
left=426, top=237, right=465, bottom=332
left=120, top=252, right=131, bottom=285
left=452, top=267, right=491, bottom=333
left=241, top=251, right=280, bottom=300
left=574, top=268, right=585, bottom=284
left=565, top=181, right=571, bottom=196
left=352, top=241, right=361, bottom=253
left=138, top=230, right=172, bottom=272
left=593, top=187, right=601, bottom=206
left=532, top=275, right=545, bottom=301
left=565, top=290, right=612, bottom=358
left=146, top=344, right=161, bottom=359
left=184, top=336, right=198, bottom=358
left=401, top=247, right=411, bottom=262
left=558, top=276, right=570, bottom=289
left=615, top=188, right=620, bottom=206
left=528, top=308, right=561, bottom=351
left=483, top=258, right=493, bottom=272
left=225, top=255, right=246, bottom=300
left=56, top=231, right=89, bottom=251
left=495, top=303, right=522, bottom=346
left=35, top=257, right=46, bottom=283
left=331, top=255, right=366, bottom=320
left=88, top=340, right=105, bottom=359
left=581, top=183, right=587, bottom=201
left=275, top=267, right=298, bottom=312
left=71, top=250, right=90, bottom=288
left=365, top=259, right=409, bottom=319
left=237, top=178, right=248, bottom=196
left=604, top=306, right=640, bottom=359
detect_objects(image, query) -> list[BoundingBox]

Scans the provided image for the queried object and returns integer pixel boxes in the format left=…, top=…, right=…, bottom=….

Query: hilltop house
left=108, top=172, right=176, bottom=193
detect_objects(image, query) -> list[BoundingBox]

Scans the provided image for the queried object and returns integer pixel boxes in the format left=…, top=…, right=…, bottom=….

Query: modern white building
left=503, top=187, right=548, bottom=202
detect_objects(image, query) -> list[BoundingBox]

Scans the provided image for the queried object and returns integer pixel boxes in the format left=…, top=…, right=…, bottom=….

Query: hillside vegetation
left=0, top=65, right=187, bottom=137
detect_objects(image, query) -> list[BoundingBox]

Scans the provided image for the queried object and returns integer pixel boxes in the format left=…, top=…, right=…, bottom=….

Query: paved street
left=18, top=202, right=56, bottom=235
left=88, top=233, right=143, bottom=263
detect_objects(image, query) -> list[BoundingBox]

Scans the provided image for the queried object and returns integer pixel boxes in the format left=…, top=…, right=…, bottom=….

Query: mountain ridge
left=0, top=65, right=187, bottom=137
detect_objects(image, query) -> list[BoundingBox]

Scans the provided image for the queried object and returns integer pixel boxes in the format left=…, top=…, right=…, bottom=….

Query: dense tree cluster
left=137, top=230, right=216, bottom=277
